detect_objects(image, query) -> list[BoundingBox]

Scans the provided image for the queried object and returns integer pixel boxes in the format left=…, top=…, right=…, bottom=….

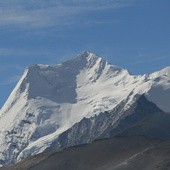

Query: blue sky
left=0, top=0, right=170, bottom=107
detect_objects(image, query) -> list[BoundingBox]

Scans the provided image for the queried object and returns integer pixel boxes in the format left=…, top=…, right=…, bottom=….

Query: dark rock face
left=47, top=95, right=166, bottom=152
left=119, top=112, right=170, bottom=139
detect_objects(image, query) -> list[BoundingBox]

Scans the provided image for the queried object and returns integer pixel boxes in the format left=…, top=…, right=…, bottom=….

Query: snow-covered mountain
left=0, top=51, right=170, bottom=166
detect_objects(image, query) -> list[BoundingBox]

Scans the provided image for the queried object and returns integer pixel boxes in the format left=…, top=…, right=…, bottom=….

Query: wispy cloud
left=0, top=0, right=137, bottom=29
left=0, top=75, right=21, bottom=85
left=0, top=48, right=58, bottom=58
left=0, top=64, right=23, bottom=72
left=127, top=56, right=169, bottom=65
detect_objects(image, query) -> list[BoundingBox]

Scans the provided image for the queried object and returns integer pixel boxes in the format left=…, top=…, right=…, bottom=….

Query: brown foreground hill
left=1, top=136, right=170, bottom=170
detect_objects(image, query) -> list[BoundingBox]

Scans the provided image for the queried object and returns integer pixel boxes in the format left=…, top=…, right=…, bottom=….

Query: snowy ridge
left=0, top=51, right=170, bottom=166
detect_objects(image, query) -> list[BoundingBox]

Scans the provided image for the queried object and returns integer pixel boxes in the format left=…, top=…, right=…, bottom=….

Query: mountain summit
left=0, top=52, right=170, bottom=166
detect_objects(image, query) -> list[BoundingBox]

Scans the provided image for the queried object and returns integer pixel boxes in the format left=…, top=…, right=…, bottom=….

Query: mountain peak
left=77, top=50, right=98, bottom=58
left=78, top=50, right=92, bottom=57
left=75, top=51, right=103, bottom=63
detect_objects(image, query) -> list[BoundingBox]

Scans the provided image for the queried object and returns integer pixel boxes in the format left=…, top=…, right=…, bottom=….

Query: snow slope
left=0, top=51, right=169, bottom=166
